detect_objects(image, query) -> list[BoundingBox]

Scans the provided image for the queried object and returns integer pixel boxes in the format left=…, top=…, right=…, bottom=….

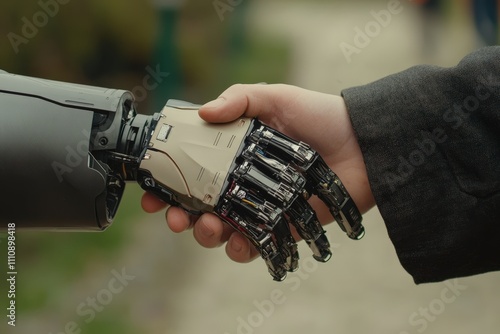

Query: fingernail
left=199, top=222, right=214, bottom=237
left=202, top=97, right=225, bottom=109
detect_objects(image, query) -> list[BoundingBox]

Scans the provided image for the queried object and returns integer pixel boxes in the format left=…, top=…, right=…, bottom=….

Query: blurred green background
left=0, top=1, right=498, bottom=334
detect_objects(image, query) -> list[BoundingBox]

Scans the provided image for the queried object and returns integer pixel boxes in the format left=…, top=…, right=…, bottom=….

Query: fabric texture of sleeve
left=342, top=46, right=500, bottom=284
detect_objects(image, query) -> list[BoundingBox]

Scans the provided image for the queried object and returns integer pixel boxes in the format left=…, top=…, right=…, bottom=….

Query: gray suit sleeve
left=342, top=46, right=500, bottom=284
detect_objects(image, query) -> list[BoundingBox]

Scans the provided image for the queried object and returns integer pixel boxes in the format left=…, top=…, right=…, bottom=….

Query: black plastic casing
left=0, top=70, right=139, bottom=230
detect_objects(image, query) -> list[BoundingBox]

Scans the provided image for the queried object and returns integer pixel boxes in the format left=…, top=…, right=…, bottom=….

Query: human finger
left=225, top=232, right=260, bottom=263
left=141, top=192, right=168, bottom=213
left=192, top=212, right=234, bottom=248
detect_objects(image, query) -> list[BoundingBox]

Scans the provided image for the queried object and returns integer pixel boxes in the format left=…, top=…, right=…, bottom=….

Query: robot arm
left=0, top=70, right=155, bottom=230
left=0, top=71, right=363, bottom=281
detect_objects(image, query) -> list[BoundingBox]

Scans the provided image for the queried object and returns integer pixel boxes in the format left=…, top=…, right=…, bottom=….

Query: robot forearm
left=0, top=70, right=363, bottom=281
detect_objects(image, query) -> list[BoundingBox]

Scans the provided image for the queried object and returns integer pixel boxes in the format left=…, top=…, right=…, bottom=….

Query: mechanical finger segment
left=246, top=122, right=364, bottom=241
left=306, top=157, right=365, bottom=240
left=219, top=181, right=298, bottom=281
left=233, top=161, right=297, bottom=207
left=248, top=124, right=316, bottom=171
left=224, top=181, right=299, bottom=273
left=286, top=196, right=332, bottom=262
left=237, top=130, right=335, bottom=263
left=217, top=198, right=288, bottom=281
left=241, top=143, right=308, bottom=195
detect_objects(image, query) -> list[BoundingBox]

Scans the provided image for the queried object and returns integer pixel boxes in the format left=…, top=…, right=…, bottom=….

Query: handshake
left=141, top=84, right=370, bottom=281
left=0, top=70, right=370, bottom=281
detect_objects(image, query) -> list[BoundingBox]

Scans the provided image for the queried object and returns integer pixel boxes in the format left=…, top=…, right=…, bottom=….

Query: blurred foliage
left=176, top=0, right=291, bottom=102
left=0, top=0, right=157, bottom=85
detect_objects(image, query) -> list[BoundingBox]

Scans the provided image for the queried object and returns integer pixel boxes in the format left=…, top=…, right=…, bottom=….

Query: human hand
left=142, top=84, right=375, bottom=264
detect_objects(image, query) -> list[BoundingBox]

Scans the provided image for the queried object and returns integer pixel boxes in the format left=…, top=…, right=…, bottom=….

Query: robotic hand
left=0, top=71, right=364, bottom=281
